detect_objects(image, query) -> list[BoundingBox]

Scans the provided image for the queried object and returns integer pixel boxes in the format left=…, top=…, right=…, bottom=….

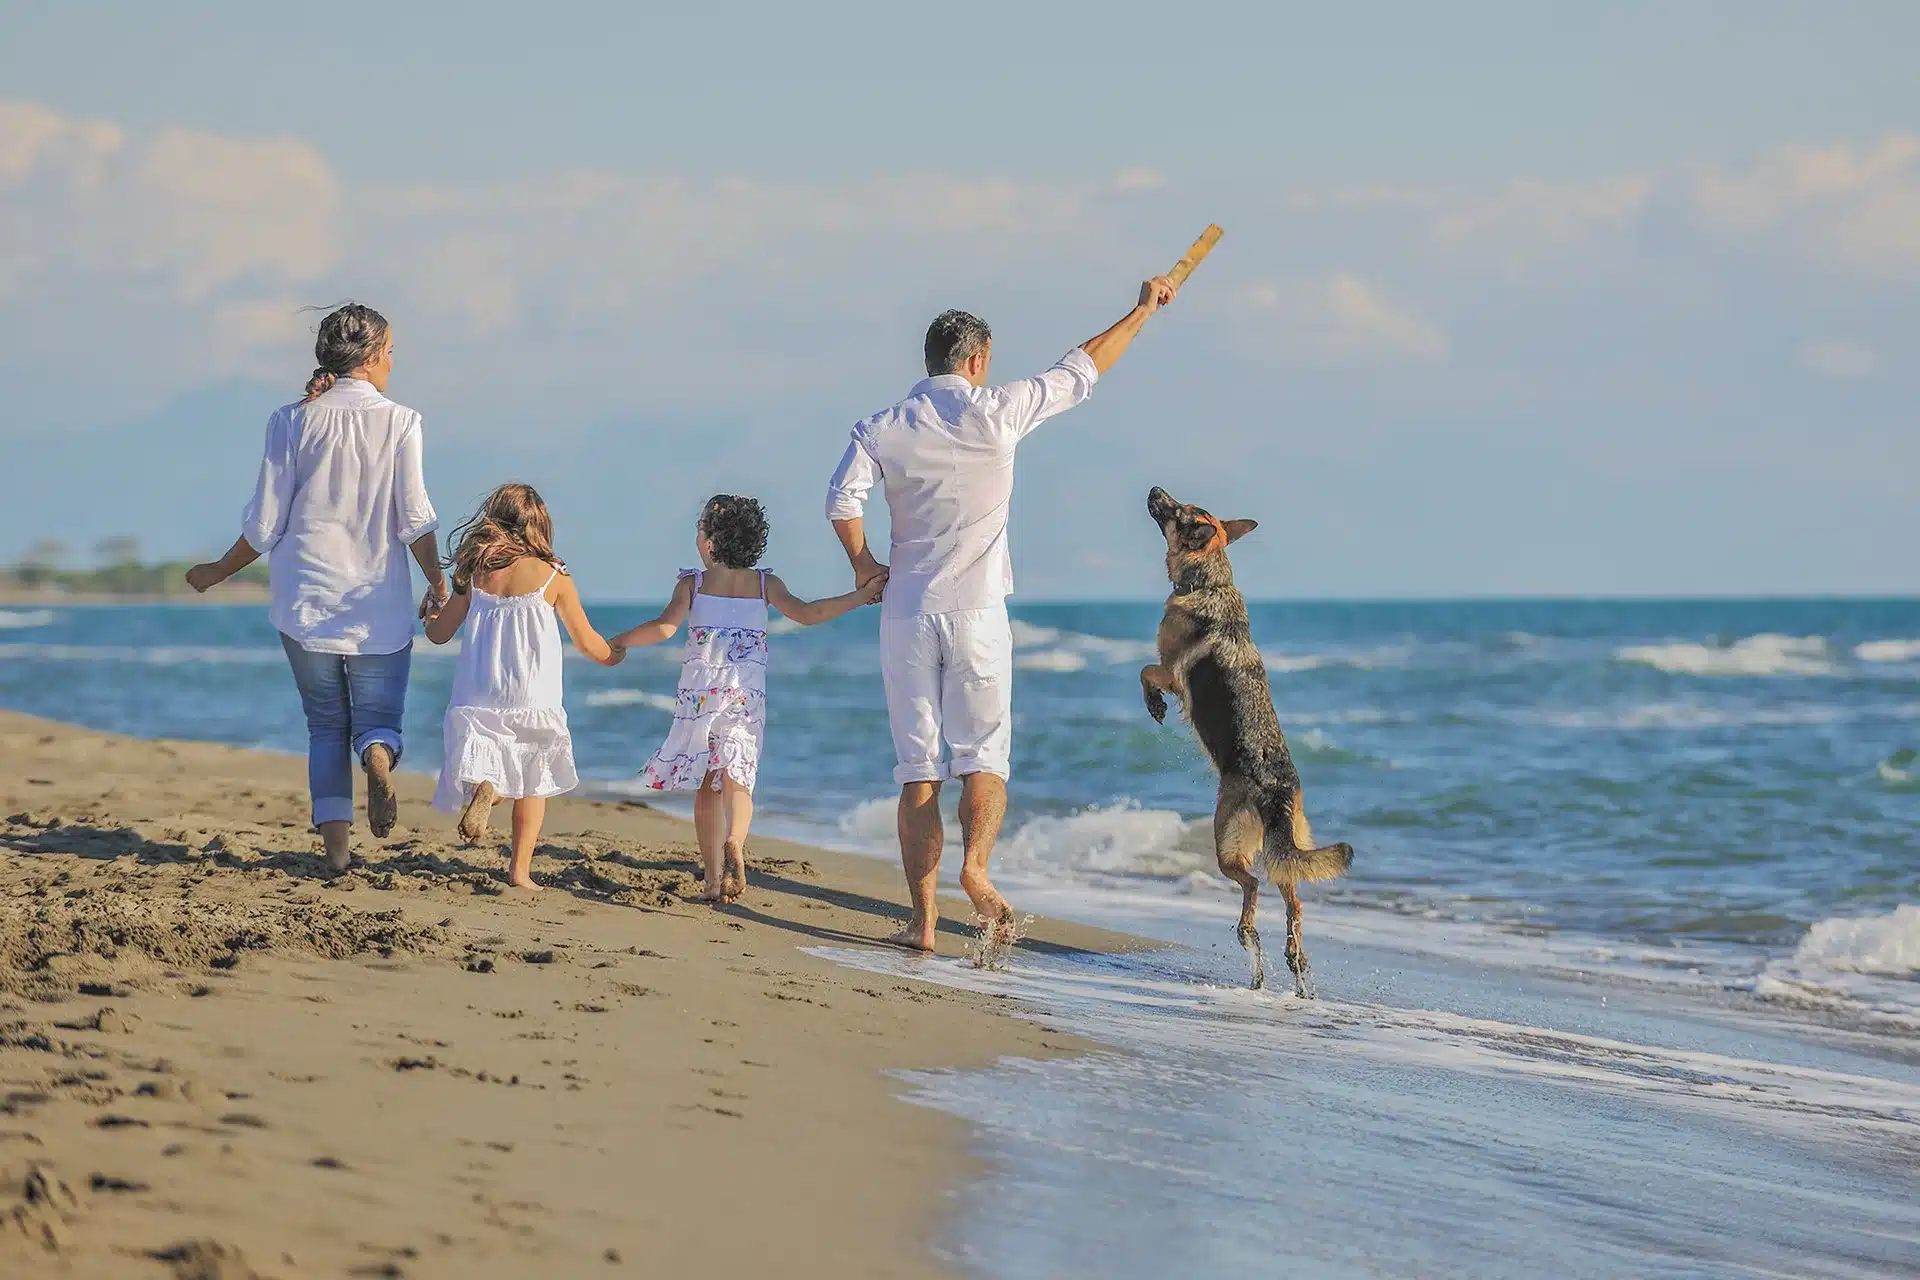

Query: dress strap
left=757, top=569, right=768, bottom=601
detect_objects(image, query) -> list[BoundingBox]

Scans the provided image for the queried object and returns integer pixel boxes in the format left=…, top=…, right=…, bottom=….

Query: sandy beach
left=0, top=709, right=1136, bottom=1278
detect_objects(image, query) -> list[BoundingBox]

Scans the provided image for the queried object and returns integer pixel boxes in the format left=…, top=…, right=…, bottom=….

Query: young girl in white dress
left=427, top=483, right=623, bottom=889
left=612, top=495, right=882, bottom=903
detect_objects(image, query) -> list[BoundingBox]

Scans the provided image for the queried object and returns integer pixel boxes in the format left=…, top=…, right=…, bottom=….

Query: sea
left=3, top=597, right=1917, bottom=1276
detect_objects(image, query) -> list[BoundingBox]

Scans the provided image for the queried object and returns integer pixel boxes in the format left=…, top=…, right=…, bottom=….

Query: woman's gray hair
left=923, top=309, right=992, bottom=376
left=302, top=302, right=390, bottom=401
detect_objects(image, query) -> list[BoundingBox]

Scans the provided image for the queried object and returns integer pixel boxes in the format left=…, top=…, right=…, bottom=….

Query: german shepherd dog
left=1142, top=487, right=1355, bottom=994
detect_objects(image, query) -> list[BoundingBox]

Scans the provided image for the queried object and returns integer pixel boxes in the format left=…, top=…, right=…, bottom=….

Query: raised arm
left=1077, top=275, right=1178, bottom=376
left=549, top=571, right=620, bottom=666
left=766, top=573, right=884, bottom=627
left=609, top=575, right=694, bottom=652
left=825, top=437, right=888, bottom=588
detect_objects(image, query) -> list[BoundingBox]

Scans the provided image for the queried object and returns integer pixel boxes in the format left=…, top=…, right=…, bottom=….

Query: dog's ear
left=1222, top=519, right=1258, bottom=544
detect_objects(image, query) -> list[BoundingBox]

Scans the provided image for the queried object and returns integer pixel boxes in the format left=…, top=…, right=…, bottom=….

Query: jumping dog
left=1141, top=486, right=1354, bottom=994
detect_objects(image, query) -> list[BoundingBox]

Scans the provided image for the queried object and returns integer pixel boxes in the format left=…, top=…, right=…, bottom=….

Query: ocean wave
left=1536, top=701, right=1851, bottom=731
left=1016, top=649, right=1089, bottom=673
left=0, top=642, right=286, bottom=666
left=835, top=796, right=1213, bottom=882
left=1855, top=638, right=1920, bottom=663
left=1263, top=644, right=1410, bottom=674
left=583, top=688, right=678, bottom=712
left=1010, top=620, right=1156, bottom=666
left=1791, top=905, right=1919, bottom=977
left=1614, top=634, right=1834, bottom=678
left=1877, top=749, right=1917, bottom=785
left=999, top=804, right=1209, bottom=880
left=1755, top=905, right=1920, bottom=1023
left=0, top=609, right=55, bottom=631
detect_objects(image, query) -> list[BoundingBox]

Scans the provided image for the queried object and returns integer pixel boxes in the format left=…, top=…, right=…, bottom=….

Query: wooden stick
left=1166, top=224, right=1224, bottom=288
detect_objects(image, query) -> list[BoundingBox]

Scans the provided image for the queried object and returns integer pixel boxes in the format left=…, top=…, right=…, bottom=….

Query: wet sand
left=0, top=709, right=1139, bottom=1278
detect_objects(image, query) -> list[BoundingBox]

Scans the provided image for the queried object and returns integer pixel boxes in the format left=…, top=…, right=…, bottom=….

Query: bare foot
left=721, top=843, right=746, bottom=902
left=507, top=872, right=543, bottom=892
left=320, top=821, right=352, bottom=875
left=960, top=872, right=1014, bottom=940
left=364, top=744, right=398, bottom=838
left=457, top=781, right=497, bottom=845
left=882, top=920, right=937, bottom=952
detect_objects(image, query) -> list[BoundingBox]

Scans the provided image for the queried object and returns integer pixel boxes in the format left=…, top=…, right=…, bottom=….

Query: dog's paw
left=1144, top=688, right=1168, bottom=724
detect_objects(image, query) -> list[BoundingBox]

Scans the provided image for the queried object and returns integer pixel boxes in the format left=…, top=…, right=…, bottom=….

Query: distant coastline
left=0, top=557, right=270, bottom=606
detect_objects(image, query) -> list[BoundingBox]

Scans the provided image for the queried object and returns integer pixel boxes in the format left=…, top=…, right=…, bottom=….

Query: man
left=826, top=274, right=1180, bottom=950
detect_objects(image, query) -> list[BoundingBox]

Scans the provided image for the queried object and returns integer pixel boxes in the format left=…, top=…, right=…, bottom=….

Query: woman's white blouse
left=241, top=378, right=438, bottom=655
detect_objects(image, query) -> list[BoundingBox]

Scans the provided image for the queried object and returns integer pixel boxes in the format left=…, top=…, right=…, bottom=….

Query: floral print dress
left=636, top=569, right=770, bottom=793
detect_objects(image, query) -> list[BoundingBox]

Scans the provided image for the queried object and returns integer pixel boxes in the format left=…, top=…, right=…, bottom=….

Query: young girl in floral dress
left=612, top=495, right=882, bottom=902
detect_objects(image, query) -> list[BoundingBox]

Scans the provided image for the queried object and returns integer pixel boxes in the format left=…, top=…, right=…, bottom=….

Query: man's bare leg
left=885, top=781, right=943, bottom=951
left=956, top=771, right=1013, bottom=937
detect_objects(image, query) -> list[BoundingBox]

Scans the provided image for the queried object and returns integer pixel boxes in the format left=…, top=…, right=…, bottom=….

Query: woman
left=187, top=303, right=447, bottom=873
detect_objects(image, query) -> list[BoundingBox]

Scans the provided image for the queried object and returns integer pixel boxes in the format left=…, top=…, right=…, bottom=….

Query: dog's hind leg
left=1215, top=799, right=1267, bottom=989
left=1279, top=880, right=1313, bottom=999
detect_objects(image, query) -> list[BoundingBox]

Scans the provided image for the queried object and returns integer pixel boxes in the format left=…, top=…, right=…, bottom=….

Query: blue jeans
left=279, top=635, right=412, bottom=827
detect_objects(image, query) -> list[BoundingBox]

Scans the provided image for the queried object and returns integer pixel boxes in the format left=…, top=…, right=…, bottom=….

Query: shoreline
left=0, top=709, right=1146, bottom=1276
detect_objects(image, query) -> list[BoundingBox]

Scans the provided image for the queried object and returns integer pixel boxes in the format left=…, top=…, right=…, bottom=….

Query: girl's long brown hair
left=445, top=483, right=559, bottom=593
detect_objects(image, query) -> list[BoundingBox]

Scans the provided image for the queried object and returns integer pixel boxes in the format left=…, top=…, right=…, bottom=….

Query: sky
left=1, top=2, right=1916, bottom=600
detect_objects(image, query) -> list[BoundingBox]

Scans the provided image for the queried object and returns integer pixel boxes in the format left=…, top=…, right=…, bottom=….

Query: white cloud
left=1799, top=339, right=1879, bottom=380
left=1239, top=273, right=1448, bottom=361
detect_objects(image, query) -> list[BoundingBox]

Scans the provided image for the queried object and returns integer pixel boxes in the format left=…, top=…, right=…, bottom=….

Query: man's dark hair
left=923, top=309, right=992, bottom=377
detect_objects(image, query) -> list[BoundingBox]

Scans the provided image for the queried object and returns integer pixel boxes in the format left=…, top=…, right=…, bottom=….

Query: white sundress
left=433, top=566, right=579, bottom=811
left=636, top=569, right=770, bottom=793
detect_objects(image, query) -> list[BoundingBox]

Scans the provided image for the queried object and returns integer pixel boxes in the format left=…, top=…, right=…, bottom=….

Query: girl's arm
left=609, top=575, right=694, bottom=651
left=767, top=572, right=885, bottom=626
left=423, top=585, right=473, bottom=645
left=549, top=571, right=621, bottom=666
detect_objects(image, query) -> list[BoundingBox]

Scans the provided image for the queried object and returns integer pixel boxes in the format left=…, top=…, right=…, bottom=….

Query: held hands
left=856, top=571, right=888, bottom=607
left=1137, top=275, right=1178, bottom=316
left=419, top=579, right=451, bottom=621
left=606, top=641, right=628, bottom=666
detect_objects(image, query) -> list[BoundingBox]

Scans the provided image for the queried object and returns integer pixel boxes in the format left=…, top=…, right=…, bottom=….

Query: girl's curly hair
left=700, top=495, right=769, bottom=570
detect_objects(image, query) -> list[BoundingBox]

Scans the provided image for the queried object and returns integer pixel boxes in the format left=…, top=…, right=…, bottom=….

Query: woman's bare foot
left=320, top=820, right=352, bottom=875
left=364, top=744, right=398, bottom=838
left=457, top=781, right=497, bottom=845
left=721, top=843, right=747, bottom=902
left=506, top=871, right=543, bottom=892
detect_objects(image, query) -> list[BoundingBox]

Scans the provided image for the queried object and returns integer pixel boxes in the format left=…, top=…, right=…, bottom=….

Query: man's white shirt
left=824, top=349, right=1098, bottom=618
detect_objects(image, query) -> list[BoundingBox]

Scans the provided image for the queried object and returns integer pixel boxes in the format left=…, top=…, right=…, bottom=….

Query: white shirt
left=241, top=378, right=439, bottom=655
left=825, top=348, right=1098, bottom=618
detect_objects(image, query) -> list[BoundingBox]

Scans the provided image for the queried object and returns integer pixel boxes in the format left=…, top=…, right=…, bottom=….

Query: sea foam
left=1614, top=634, right=1833, bottom=677
left=0, top=609, right=55, bottom=631
left=1856, top=638, right=1920, bottom=663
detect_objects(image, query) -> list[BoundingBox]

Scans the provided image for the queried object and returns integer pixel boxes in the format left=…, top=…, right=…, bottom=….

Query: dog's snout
left=1147, top=487, right=1175, bottom=519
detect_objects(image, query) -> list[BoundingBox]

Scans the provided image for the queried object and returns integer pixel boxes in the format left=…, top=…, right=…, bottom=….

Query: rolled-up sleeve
left=240, top=410, right=295, bottom=554
left=392, top=413, right=439, bottom=544
left=986, top=348, right=1100, bottom=442
left=825, top=434, right=879, bottom=521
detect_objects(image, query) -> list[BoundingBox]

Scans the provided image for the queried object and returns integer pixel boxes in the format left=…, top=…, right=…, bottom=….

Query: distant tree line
left=5, top=537, right=268, bottom=596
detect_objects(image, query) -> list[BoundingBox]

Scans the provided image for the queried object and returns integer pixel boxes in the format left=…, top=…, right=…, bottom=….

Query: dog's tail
left=1262, top=786, right=1354, bottom=886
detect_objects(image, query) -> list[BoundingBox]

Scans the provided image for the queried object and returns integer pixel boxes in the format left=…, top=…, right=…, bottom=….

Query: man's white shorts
left=879, top=607, right=1013, bottom=785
